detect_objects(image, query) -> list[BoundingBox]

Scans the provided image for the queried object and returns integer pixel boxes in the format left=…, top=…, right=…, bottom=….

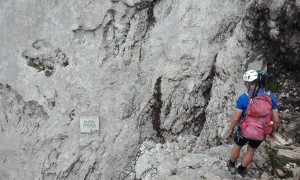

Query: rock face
left=0, top=0, right=300, bottom=179
left=277, top=146, right=300, bottom=161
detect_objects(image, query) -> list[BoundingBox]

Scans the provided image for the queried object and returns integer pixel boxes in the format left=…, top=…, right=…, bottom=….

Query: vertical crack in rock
left=102, top=9, right=116, bottom=43
left=59, top=156, right=82, bottom=179
left=146, top=0, right=159, bottom=29
left=83, top=161, right=98, bottom=180
left=40, top=134, right=70, bottom=179
left=121, top=90, right=138, bottom=120
left=163, top=98, right=172, bottom=118
left=68, top=109, right=75, bottom=121
left=150, top=77, right=163, bottom=140
left=133, top=0, right=161, bottom=37
left=137, top=77, right=164, bottom=143
left=208, top=16, right=240, bottom=44
left=192, top=57, right=216, bottom=137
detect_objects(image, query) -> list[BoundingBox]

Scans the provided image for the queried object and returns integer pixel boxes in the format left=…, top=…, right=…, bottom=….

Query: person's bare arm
left=271, top=109, right=280, bottom=137
left=228, top=109, right=243, bottom=136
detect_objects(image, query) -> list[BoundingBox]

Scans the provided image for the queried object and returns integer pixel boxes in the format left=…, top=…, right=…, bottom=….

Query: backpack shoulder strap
left=241, top=91, right=251, bottom=124
left=245, top=91, right=253, bottom=103
left=265, top=91, right=273, bottom=104
left=244, top=91, right=250, bottom=98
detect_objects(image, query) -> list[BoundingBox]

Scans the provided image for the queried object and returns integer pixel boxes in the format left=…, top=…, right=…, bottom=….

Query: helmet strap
left=251, top=74, right=261, bottom=99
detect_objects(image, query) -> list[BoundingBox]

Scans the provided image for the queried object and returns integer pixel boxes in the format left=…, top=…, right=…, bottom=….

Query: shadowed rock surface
left=0, top=0, right=299, bottom=179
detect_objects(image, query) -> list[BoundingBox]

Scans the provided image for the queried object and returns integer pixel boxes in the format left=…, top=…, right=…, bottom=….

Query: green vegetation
left=136, top=150, right=143, bottom=157
left=29, top=62, right=44, bottom=71
left=171, top=169, right=177, bottom=175
left=264, top=144, right=300, bottom=178
left=266, top=81, right=280, bottom=92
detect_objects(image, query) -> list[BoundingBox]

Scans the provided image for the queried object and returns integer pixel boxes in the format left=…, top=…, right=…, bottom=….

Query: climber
left=227, top=70, right=280, bottom=176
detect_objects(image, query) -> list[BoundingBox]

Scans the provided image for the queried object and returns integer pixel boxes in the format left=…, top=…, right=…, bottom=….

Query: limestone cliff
left=0, top=0, right=299, bottom=179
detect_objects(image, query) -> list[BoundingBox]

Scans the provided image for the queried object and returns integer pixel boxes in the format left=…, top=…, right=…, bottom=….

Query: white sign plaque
left=80, top=116, right=100, bottom=133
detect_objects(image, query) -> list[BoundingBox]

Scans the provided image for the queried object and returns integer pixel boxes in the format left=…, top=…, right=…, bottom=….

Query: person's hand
left=228, top=128, right=234, bottom=137
left=270, top=131, right=276, bottom=139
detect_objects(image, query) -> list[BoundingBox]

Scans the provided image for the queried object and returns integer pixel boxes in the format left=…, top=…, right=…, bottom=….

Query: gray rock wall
left=1, top=0, right=299, bottom=179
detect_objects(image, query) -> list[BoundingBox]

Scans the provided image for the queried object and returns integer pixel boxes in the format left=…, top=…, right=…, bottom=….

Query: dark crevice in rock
left=134, top=0, right=161, bottom=40
left=164, top=99, right=172, bottom=118
left=146, top=0, right=159, bottom=28
left=60, top=157, right=82, bottom=179
left=84, top=161, right=98, bottom=180
left=121, top=17, right=132, bottom=48
left=245, top=1, right=300, bottom=80
left=103, top=9, right=116, bottom=42
left=150, top=77, right=163, bottom=140
left=136, top=76, right=164, bottom=143
left=68, top=109, right=75, bottom=124
left=72, top=25, right=98, bottom=36
left=190, top=111, right=206, bottom=137
left=193, top=57, right=216, bottom=136
left=145, top=0, right=160, bottom=32
left=209, top=16, right=240, bottom=44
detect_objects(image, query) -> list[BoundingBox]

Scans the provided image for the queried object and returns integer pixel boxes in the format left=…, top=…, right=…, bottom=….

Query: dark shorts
left=234, top=128, right=263, bottom=149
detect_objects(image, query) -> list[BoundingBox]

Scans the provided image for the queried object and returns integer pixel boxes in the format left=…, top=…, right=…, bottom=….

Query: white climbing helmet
left=243, top=70, right=258, bottom=82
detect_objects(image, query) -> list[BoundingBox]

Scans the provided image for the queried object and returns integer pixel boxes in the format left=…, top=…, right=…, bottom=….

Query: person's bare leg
left=230, top=144, right=242, bottom=163
left=241, top=145, right=256, bottom=167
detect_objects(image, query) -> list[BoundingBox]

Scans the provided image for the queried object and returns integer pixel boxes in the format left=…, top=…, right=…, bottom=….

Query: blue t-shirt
left=236, top=89, right=278, bottom=117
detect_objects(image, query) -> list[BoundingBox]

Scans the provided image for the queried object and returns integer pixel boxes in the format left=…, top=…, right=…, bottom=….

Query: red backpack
left=240, top=92, right=273, bottom=141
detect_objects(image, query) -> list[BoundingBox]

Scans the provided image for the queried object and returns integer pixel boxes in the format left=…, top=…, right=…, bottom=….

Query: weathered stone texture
left=1, top=0, right=300, bottom=179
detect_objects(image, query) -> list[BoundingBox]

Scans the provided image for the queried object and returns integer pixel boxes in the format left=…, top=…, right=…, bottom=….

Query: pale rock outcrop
left=134, top=140, right=233, bottom=180
left=277, top=146, right=300, bottom=161
left=1, top=0, right=300, bottom=179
